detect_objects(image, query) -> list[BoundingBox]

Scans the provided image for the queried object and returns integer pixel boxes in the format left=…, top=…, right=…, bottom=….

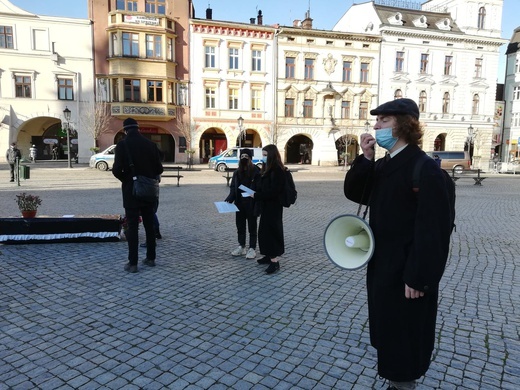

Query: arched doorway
left=200, top=127, right=227, bottom=163
left=434, top=133, right=446, bottom=151
left=113, top=127, right=175, bottom=162
left=234, top=128, right=262, bottom=149
left=286, top=134, right=313, bottom=164
left=42, top=122, right=78, bottom=160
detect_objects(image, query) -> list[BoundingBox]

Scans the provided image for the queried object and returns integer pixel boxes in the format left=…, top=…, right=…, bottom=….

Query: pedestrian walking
left=225, top=148, right=261, bottom=259
left=344, top=98, right=452, bottom=389
left=29, top=145, right=37, bottom=163
left=6, top=142, right=22, bottom=182
left=253, top=144, right=286, bottom=274
left=112, top=118, right=163, bottom=273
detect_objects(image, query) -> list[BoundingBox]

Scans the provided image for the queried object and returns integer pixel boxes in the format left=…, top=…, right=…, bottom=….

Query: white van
left=208, top=147, right=263, bottom=171
left=89, top=145, right=116, bottom=171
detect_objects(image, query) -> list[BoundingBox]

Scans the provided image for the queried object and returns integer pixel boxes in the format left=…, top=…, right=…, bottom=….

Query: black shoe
left=10, top=179, right=14, bottom=182
left=257, top=256, right=271, bottom=265
left=143, top=258, right=156, bottom=267
left=155, top=232, right=162, bottom=239
left=265, top=261, right=280, bottom=274
left=124, top=263, right=138, bottom=273
left=140, top=242, right=147, bottom=248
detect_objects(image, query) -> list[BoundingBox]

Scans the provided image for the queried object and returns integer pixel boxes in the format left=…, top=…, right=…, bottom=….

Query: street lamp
left=237, top=116, right=245, bottom=147
left=63, top=106, right=72, bottom=168
left=364, top=121, right=370, bottom=132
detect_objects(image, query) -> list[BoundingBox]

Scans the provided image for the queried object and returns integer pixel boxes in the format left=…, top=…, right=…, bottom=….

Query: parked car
left=208, top=147, right=264, bottom=172
left=89, top=145, right=116, bottom=171
left=425, top=151, right=471, bottom=173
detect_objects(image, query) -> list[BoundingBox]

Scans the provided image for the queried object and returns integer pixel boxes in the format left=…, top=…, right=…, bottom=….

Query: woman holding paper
left=225, top=148, right=261, bottom=259
left=253, top=144, right=286, bottom=274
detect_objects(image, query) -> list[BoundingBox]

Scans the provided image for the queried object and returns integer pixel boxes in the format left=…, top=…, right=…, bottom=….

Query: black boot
left=257, top=256, right=271, bottom=264
left=265, top=261, right=280, bottom=274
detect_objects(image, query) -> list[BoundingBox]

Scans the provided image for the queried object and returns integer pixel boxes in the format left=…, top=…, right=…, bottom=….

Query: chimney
left=293, top=19, right=301, bottom=27
left=302, top=11, right=313, bottom=29
left=257, top=10, right=263, bottom=25
left=250, top=17, right=256, bottom=24
left=206, top=7, right=212, bottom=20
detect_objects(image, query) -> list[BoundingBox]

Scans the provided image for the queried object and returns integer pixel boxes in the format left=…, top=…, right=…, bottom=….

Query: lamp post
left=63, top=107, right=72, bottom=168
left=364, top=121, right=370, bottom=132
left=237, top=116, right=244, bottom=147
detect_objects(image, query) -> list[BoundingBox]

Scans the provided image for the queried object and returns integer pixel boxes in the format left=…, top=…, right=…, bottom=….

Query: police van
left=208, top=147, right=263, bottom=172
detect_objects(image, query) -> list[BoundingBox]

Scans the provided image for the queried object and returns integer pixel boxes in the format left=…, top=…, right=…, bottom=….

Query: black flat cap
left=123, top=118, right=139, bottom=130
left=370, top=98, right=420, bottom=120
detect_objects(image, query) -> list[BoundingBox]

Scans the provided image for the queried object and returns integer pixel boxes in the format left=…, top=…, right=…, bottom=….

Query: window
left=252, top=50, right=262, bottom=71
left=147, top=80, right=163, bottom=102
left=478, top=7, right=486, bottom=29
left=205, top=87, right=216, bottom=108
left=472, top=94, right=480, bottom=115
left=303, top=99, right=313, bottom=118
left=442, top=92, right=450, bottom=114
left=360, top=63, right=369, bottom=83
left=145, top=0, right=165, bottom=14
left=228, top=88, right=238, bottom=109
left=285, top=98, right=294, bottom=117
left=444, top=56, right=453, bottom=75
left=343, top=61, right=352, bottom=82
left=419, top=91, right=427, bottom=113
left=304, top=58, right=314, bottom=80
left=395, top=51, right=404, bottom=72
left=124, top=79, right=140, bottom=101
left=285, top=57, right=295, bottom=79
left=394, top=89, right=403, bottom=99
left=359, top=101, right=368, bottom=120
left=15, top=75, right=31, bottom=98
left=168, top=82, right=175, bottom=104
left=0, top=26, right=14, bottom=49
left=146, top=35, right=161, bottom=58
left=116, top=0, right=137, bottom=10
left=58, top=78, right=74, bottom=100
left=111, top=33, right=119, bottom=56
left=420, top=53, right=429, bottom=74
left=516, top=59, right=519, bottom=73
left=205, top=46, right=216, bottom=68
left=167, top=38, right=174, bottom=61
left=251, top=89, right=262, bottom=111
left=122, top=32, right=139, bottom=57
left=229, top=48, right=239, bottom=70
left=341, top=101, right=350, bottom=119
left=474, top=58, right=483, bottom=78
left=514, top=86, right=520, bottom=100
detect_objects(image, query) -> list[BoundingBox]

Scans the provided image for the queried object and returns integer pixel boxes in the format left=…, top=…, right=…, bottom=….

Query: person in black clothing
left=344, top=98, right=451, bottom=390
left=253, top=144, right=286, bottom=274
left=112, top=118, right=163, bottom=273
left=6, top=142, right=22, bottom=182
left=225, top=148, right=261, bottom=259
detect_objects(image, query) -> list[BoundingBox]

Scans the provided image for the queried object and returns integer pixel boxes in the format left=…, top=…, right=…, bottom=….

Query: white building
left=503, top=27, right=520, bottom=161
left=189, top=10, right=276, bottom=163
left=333, top=0, right=507, bottom=168
left=0, top=0, right=94, bottom=163
left=276, top=14, right=381, bottom=165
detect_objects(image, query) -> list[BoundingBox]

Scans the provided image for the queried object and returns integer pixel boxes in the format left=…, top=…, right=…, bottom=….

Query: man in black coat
left=344, top=99, right=452, bottom=389
left=112, top=118, right=164, bottom=273
left=6, top=142, right=22, bottom=182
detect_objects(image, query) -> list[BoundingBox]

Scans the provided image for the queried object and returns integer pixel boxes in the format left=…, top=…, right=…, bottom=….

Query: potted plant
left=15, top=192, right=42, bottom=218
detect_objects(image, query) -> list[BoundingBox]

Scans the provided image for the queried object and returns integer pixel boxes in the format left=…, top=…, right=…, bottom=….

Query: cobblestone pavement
left=0, top=163, right=519, bottom=389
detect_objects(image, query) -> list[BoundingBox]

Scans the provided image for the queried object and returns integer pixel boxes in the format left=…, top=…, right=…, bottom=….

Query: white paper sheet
left=214, top=202, right=239, bottom=213
left=238, top=184, right=255, bottom=197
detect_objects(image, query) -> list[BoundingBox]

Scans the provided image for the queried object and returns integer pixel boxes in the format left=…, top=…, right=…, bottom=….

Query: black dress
left=255, top=165, right=285, bottom=258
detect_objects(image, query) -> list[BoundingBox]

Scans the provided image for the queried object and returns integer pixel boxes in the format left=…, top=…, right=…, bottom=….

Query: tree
left=176, top=107, right=197, bottom=169
left=79, top=91, right=112, bottom=147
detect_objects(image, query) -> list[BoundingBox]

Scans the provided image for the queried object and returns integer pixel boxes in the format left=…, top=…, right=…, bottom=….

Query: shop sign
left=124, top=15, right=159, bottom=26
left=43, top=138, right=57, bottom=145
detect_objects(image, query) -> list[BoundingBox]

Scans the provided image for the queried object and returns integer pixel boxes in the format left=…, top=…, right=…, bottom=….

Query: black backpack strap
left=412, top=153, right=430, bottom=193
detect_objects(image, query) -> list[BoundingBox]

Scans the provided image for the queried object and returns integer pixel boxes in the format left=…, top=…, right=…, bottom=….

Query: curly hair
left=393, top=115, right=423, bottom=146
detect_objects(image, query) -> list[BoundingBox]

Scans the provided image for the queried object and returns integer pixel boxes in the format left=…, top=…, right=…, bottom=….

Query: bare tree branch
left=79, top=91, right=112, bottom=146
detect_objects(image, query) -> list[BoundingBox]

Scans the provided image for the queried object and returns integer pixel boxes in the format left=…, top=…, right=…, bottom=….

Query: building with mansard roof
left=334, top=0, right=507, bottom=168
left=0, top=0, right=94, bottom=163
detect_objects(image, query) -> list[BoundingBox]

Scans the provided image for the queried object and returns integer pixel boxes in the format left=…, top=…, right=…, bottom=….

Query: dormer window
left=478, top=7, right=486, bottom=29
left=413, top=15, right=428, bottom=28
left=436, top=18, right=451, bottom=31
left=388, top=12, right=403, bottom=26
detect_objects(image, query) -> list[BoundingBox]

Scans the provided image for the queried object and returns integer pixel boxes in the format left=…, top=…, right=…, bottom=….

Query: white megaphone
left=324, top=214, right=375, bottom=270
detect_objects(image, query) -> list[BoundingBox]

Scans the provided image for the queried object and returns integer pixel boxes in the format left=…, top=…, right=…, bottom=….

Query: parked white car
left=89, top=145, right=116, bottom=171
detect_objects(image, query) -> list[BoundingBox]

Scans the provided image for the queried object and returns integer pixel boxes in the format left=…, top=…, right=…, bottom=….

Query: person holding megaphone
left=344, top=98, right=452, bottom=390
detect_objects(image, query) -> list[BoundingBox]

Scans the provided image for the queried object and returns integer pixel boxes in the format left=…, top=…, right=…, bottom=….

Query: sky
left=9, top=0, right=520, bottom=82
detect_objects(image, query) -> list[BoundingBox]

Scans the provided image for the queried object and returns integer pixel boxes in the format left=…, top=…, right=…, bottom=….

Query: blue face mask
left=375, top=128, right=398, bottom=150
left=262, top=156, right=267, bottom=163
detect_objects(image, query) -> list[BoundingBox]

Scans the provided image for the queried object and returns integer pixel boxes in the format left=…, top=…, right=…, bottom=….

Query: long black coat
left=112, top=130, right=164, bottom=209
left=255, top=165, right=285, bottom=258
left=344, top=145, right=451, bottom=382
left=225, top=166, right=261, bottom=214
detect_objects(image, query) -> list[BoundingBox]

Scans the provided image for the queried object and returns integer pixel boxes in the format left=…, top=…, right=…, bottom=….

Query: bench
left=163, top=166, right=184, bottom=186
left=451, top=168, right=487, bottom=186
left=223, top=168, right=236, bottom=186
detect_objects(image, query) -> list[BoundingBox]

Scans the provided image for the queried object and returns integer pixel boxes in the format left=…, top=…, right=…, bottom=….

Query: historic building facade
left=0, top=0, right=94, bottom=163
left=503, top=27, right=520, bottom=162
left=334, top=0, right=506, bottom=168
left=189, top=10, right=276, bottom=163
left=88, top=0, right=193, bottom=162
